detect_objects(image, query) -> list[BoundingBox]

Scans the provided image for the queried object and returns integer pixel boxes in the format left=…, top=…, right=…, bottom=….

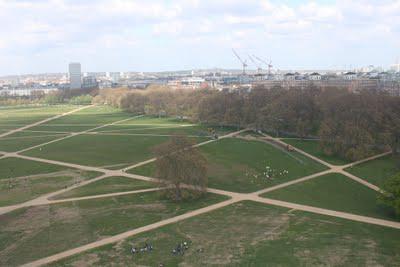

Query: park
left=0, top=104, right=400, bottom=266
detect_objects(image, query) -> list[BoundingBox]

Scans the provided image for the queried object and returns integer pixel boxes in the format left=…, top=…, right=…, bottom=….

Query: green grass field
left=345, top=155, right=400, bottom=187
left=0, top=131, right=68, bottom=152
left=29, top=106, right=136, bottom=132
left=0, top=105, right=75, bottom=131
left=51, top=176, right=156, bottom=200
left=1, top=105, right=399, bottom=266
left=0, top=170, right=100, bottom=206
left=29, top=125, right=97, bottom=133
left=263, top=173, right=396, bottom=220
left=97, top=124, right=231, bottom=137
left=49, top=201, right=400, bottom=267
left=23, top=134, right=209, bottom=167
left=132, top=138, right=327, bottom=193
left=281, top=139, right=350, bottom=165
left=0, top=191, right=227, bottom=266
left=0, top=157, right=67, bottom=180
left=115, top=116, right=192, bottom=125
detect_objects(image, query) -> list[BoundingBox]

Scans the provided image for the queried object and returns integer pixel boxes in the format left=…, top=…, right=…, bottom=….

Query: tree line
left=94, top=85, right=400, bottom=161
left=0, top=88, right=96, bottom=106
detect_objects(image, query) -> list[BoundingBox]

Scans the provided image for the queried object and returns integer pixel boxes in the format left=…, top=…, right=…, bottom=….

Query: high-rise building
left=391, top=58, right=400, bottom=73
left=69, top=62, right=82, bottom=89
left=109, top=72, right=121, bottom=83
left=82, top=76, right=98, bottom=89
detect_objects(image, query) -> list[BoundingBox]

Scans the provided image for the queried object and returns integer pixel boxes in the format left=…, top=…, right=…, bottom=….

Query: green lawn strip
left=23, top=134, right=208, bottom=167
left=0, top=157, right=68, bottom=180
left=0, top=192, right=228, bottom=266
left=132, top=163, right=156, bottom=177
left=263, top=173, right=397, bottom=221
left=96, top=124, right=190, bottom=133
left=29, top=125, right=97, bottom=133
left=37, top=105, right=135, bottom=126
left=124, top=125, right=234, bottom=136
left=48, top=201, right=400, bottom=267
left=0, top=133, right=69, bottom=152
left=51, top=176, right=156, bottom=200
left=1, top=131, right=67, bottom=137
left=98, top=122, right=235, bottom=137
left=97, top=125, right=209, bottom=136
left=115, top=116, right=190, bottom=125
left=131, top=138, right=327, bottom=193
left=0, top=105, right=49, bottom=111
left=0, top=171, right=101, bottom=207
left=0, top=105, right=75, bottom=131
left=345, top=155, right=400, bottom=187
left=282, top=138, right=350, bottom=165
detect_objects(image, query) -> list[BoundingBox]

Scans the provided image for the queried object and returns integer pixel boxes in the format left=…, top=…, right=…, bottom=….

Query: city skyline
left=0, top=0, right=400, bottom=76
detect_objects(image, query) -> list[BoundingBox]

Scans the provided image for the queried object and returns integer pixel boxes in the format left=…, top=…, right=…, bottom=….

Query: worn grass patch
left=345, top=155, right=400, bottom=187
left=131, top=138, right=327, bottom=193
left=281, top=139, right=350, bottom=165
left=0, top=192, right=228, bottom=266
left=263, top=173, right=397, bottom=221
left=49, top=201, right=400, bottom=267
left=51, top=176, right=156, bottom=200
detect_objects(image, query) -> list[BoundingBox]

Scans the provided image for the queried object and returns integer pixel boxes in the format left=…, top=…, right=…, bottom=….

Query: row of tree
left=0, top=88, right=97, bottom=106
left=94, top=85, right=400, bottom=161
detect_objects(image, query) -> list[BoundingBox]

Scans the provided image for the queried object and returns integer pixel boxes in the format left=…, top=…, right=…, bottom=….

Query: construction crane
left=253, top=55, right=273, bottom=75
left=232, top=49, right=248, bottom=75
left=248, top=55, right=263, bottom=74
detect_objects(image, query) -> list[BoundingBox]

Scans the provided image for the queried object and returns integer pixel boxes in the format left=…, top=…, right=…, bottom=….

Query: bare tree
left=153, top=135, right=208, bottom=201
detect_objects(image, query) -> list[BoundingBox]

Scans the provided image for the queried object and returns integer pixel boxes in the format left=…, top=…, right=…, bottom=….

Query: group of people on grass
left=130, top=240, right=191, bottom=257
left=171, top=241, right=189, bottom=256
left=131, top=242, right=153, bottom=255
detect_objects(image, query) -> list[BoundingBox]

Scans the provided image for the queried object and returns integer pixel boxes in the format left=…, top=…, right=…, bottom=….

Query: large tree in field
left=153, top=135, right=208, bottom=201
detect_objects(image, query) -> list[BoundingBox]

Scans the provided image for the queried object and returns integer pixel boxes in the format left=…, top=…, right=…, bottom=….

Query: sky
left=0, top=0, right=399, bottom=75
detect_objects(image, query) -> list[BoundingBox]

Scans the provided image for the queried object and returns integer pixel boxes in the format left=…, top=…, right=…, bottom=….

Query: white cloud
left=0, top=0, right=399, bottom=74
left=153, top=21, right=183, bottom=35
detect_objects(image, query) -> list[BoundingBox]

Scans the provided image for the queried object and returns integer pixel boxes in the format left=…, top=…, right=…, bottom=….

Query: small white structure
left=344, top=71, right=357, bottom=80
left=391, top=62, right=400, bottom=73
left=284, top=73, right=295, bottom=81
left=309, top=72, right=322, bottom=81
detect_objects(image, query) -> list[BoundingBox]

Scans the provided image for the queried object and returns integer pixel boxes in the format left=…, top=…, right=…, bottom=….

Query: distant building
left=391, top=62, right=400, bottom=73
left=309, top=72, right=322, bottom=81
left=69, top=63, right=82, bottom=89
left=284, top=73, right=296, bottom=81
left=344, top=71, right=357, bottom=80
left=99, top=80, right=112, bottom=89
left=0, top=87, right=58, bottom=96
left=109, top=72, right=121, bottom=83
left=82, top=76, right=98, bottom=89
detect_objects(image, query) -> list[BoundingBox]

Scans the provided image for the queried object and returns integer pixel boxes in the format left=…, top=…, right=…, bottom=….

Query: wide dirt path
left=1, top=115, right=398, bottom=266
left=20, top=186, right=400, bottom=267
